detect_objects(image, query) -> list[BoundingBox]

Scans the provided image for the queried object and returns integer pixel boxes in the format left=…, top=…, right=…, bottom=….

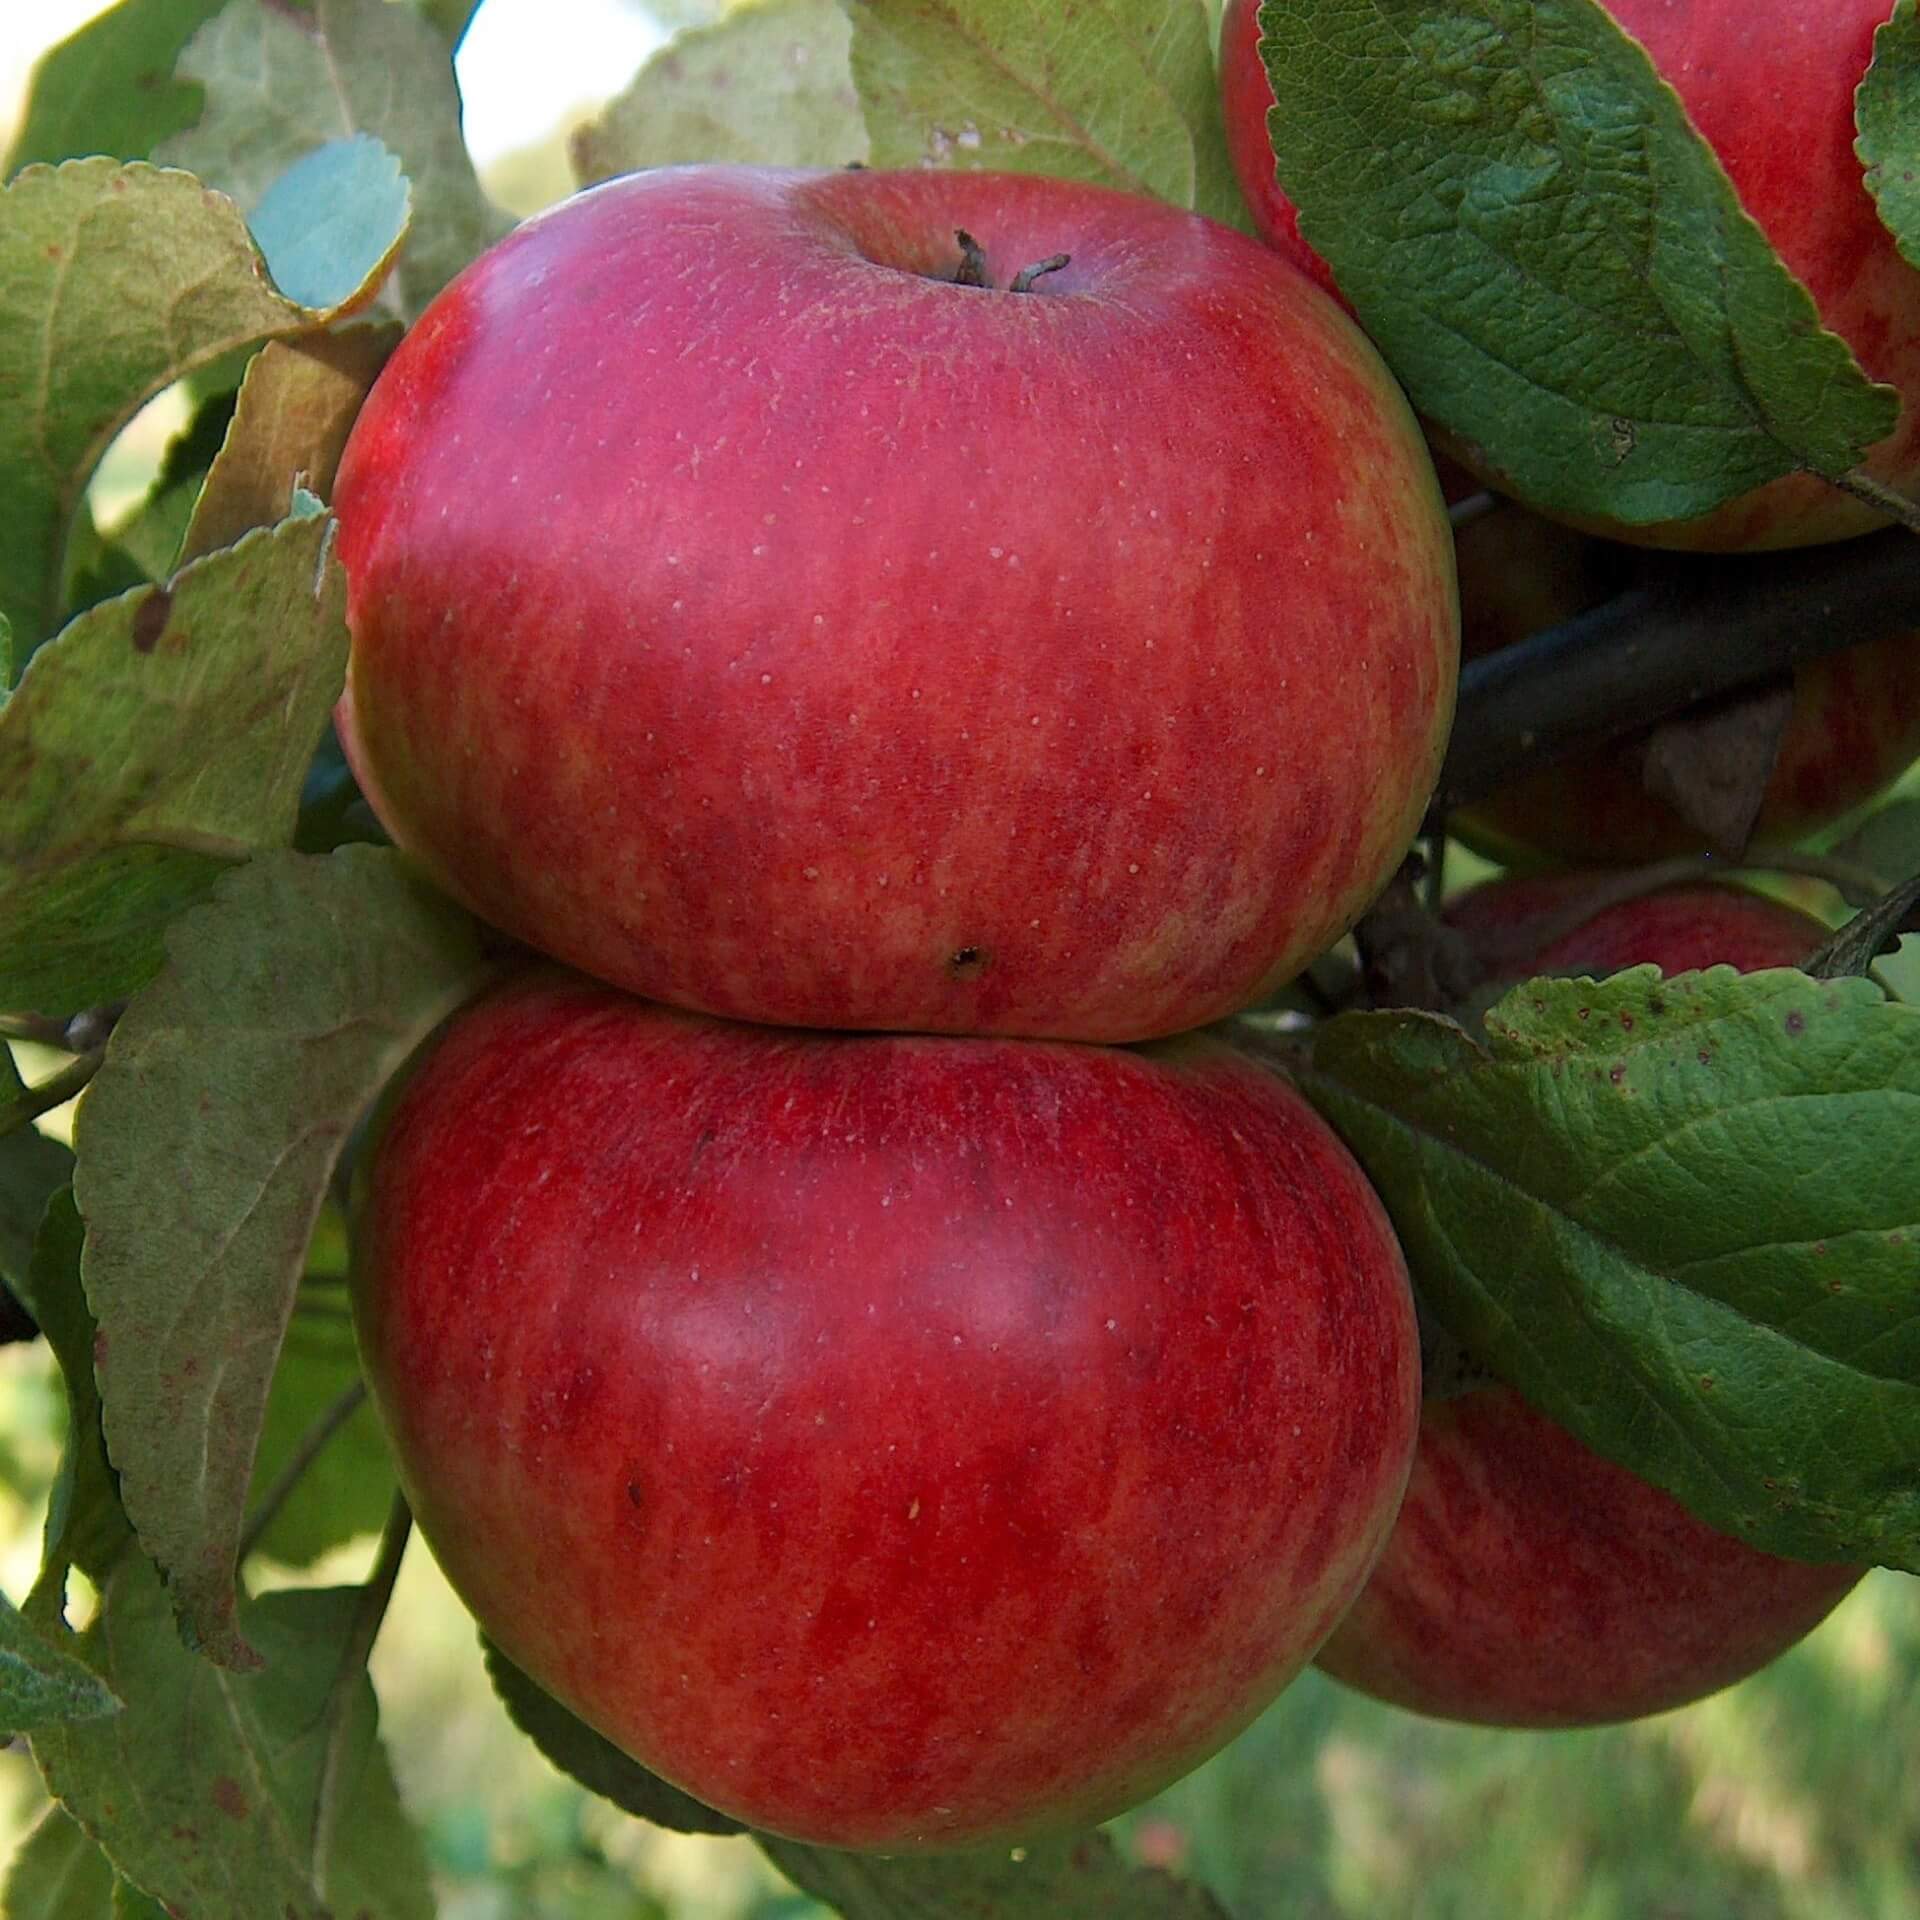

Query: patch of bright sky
left=3, top=0, right=668, bottom=169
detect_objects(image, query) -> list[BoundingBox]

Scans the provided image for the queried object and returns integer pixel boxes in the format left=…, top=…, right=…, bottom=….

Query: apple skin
left=1313, top=876, right=1863, bottom=1728
left=1221, top=0, right=1920, bottom=550
left=332, top=164, right=1457, bottom=1043
left=1448, top=499, right=1920, bottom=866
left=348, top=971, right=1422, bottom=1849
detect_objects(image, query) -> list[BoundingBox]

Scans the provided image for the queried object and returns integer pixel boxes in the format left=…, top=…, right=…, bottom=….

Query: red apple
left=349, top=971, right=1421, bottom=1849
left=1222, top=0, right=1920, bottom=550
left=1448, top=499, right=1920, bottom=865
left=1313, top=875, right=1864, bottom=1727
left=332, top=164, right=1458, bottom=1042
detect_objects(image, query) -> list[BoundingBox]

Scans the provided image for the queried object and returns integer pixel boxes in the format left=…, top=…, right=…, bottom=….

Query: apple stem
left=949, top=232, right=1072, bottom=293
left=1009, top=252, right=1071, bottom=293
left=1831, top=466, right=1920, bottom=540
left=952, top=230, right=991, bottom=288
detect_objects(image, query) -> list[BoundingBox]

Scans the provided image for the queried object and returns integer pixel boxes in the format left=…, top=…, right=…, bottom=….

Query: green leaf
left=762, top=1830, right=1231, bottom=1918
left=842, top=0, right=1247, bottom=231
left=113, top=1881, right=172, bottom=1920
left=574, top=0, right=867, bottom=183
left=28, top=1191, right=134, bottom=1617
left=2, top=0, right=233, bottom=176
left=1835, top=797, right=1920, bottom=892
left=0, top=1574, right=121, bottom=1743
left=1254, top=0, right=1897, bottom=528
left=249, top=135, right=411, bottom=312
left=0, top=1582, right=121, bottom=1732
left=1285, top=969, right=1920, bottom=1570
left=2, top=1806, right=117, bottom=1920
left=0, top=158, right=370, bottom=658
left=483, top=1641, right=745, bottom=1836
left=1860, top=0, right=1920, bottom=273
left=71, top=847, right=493, bottom=1669
left=157, top=0, right=512, bottom=317
left=0, top=1123, right=74, bottom=1305
left=0, top=509, right=349, bottom=1018
left=247, top=1307, right=395, bottom=1567
left=179, top=324, right=398, bottom=566
left=31, top=1555, right=435, bottom=1920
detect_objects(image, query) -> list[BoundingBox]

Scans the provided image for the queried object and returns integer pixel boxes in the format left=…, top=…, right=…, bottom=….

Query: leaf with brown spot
left=1280, top=967, right=1920, bottom=1569
left=0, top=159, right=395, bottom=659
left=0, top=509, right=347, bottom=1016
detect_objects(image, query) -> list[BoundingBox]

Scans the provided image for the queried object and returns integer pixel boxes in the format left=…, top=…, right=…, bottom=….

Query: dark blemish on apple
left=948, top=946, right=990, bottom=979
left=1618, top=1011, right=1634, bottom=1031
left=1647, top=994, right=1666, bottom=1016
left=1576, top=1006, right=1590, bottom=1021
left=1608, top=1064, right=1626, bottom=1085
left=1784, top=1009, right=1807, bottom=1036
left=131, top=587, right=172, bottom=654
left=626, top=1480, right=645, bottom=1510
left=1698, top=1375, right=1714, bottom=1392
left=1697, top=1049, right=1712, bottom=1066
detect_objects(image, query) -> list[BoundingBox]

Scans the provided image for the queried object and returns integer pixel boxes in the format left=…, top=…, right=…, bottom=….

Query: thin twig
left=309, top=1492, right=412, bottom=1891
left=1432, top=527, right=1920, bottom=818
left=0, top=1049, right=103, bottom=1139
left=238, top=1379, right=369, bottom=1561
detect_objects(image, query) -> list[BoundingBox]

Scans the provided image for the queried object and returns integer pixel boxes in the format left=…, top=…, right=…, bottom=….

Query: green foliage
left=31, top=1555, right=435, bottom=1919
left=28, top=1191, right=133, bottom=1610
left=0, top=1584, right=121, bottom=1733
left=2, top=1805, right=119, bottom=1919
left=246, top=1305, right=396, bottom=1567
left=0, top=510, right=350, bottom=1016
left=843, top=0, right=1247, bottom=230
left=0, top=157, right=381, bottom=656
left=156, top=0, right=511, bottom=316
left=1860, top=0, right=1920, bottom=274
left=484, top=1642, right=748, bottom=1836
left=2, top=0, right=233, bottom=176
left=1253, top=0, right=1896, bottom=527
left=1290, top=968, right=1920, bottom=1569
left=574, top=0, right=867, bottom=182
left=765, top=1833, right=1231, bottom=1918
left=71, top=847, right=493, bottom=1669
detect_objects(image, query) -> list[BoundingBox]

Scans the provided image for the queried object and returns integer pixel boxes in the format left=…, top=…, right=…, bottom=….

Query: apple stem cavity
left=948, top=231, right=1072, bottom=294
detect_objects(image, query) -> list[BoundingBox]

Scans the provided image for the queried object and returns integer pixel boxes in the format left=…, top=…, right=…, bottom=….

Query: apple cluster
left=336, top=0, right=1896, bottom=1841
left=334, top=162, right=1456, bottom=1848
left=1219, top=0, right=1884, bottom=1730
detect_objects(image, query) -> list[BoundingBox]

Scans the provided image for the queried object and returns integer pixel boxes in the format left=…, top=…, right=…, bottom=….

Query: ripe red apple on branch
left=349, top=972, right=1422, bottom=1850
left=1222, top=0, right=1920, bottom=549
left=332, top=164, right=1458, bottom=1042
left=1313, top=875, right=1866, bottom=1726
